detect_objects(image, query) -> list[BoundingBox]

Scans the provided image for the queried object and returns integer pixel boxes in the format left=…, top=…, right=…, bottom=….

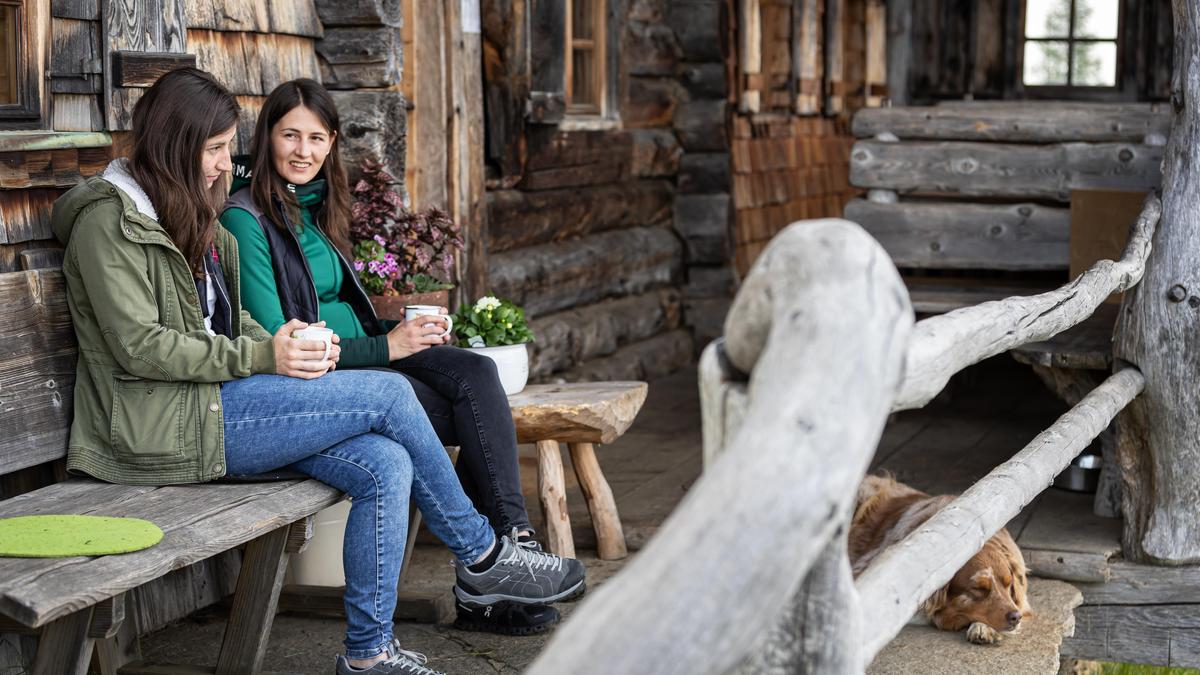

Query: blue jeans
left=219, top=370, right=495, bottom=659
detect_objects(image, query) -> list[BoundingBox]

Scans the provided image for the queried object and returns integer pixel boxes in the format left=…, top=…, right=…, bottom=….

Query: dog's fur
left=849, top=475, right=1032, bottom=644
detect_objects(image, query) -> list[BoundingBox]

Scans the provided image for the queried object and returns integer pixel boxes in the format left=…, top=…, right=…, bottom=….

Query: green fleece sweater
left=219, top=178, right=393, bottom=367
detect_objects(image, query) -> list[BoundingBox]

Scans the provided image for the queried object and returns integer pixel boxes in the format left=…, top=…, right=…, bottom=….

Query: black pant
left=383, top=346, right=532, bottom=535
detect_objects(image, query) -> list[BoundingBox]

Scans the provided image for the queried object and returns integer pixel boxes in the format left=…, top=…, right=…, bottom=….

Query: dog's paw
left=966, top=622, right=1001, bottom=645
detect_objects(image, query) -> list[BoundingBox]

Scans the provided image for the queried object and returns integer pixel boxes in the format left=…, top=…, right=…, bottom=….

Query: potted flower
left=350, top=160, right=463, bottom=318
left=452, top=296, right=535, bottom=395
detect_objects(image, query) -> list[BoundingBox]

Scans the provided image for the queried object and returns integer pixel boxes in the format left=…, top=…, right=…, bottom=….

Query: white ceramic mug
left=404, top=305, right=453, bottom=338
left=292, top=326, right=333, bottom=362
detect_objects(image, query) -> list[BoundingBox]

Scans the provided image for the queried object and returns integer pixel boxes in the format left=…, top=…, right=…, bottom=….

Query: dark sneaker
left=454, top=534, right=586, bottom=604
left=334, top=640, right=443, bottom=675
left=453, top=588, right=560, bottom=636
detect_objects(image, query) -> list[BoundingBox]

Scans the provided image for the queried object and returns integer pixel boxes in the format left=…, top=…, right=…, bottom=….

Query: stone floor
left=139, top=355, right=1082, bottom=674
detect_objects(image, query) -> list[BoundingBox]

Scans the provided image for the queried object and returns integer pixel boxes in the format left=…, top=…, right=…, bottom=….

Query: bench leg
left=215, top=523, right=293, bottom=675
left=568, top=442, right=628, bottom=560
left=94, top=593, right=141, bottom=675
left=536, top=440, right=575, bottom=557
left=32, top=607, right=95, bottom=675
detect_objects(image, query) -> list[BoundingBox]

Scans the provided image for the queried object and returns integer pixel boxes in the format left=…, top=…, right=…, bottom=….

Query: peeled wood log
left=551, top=330, right=694, bottom=384
left=330, top=90, right=406, bottom=187
left=313, top=0, right=401, bottom=27
left=528, top=219, right=912, bottom=675
left=487, top=180, right=673, bottom=253
left=536, top=440, right=574, bottom=557
left=850, top=140, right=1164, bottom=201
left=843, top=198, right=1069, bottom=271
left=528, top=288, right=681, bottom=378
left=852, top=103, right=1172, bottom=143
left=622, top=76, right=685, bottom=128
left=628, top=129, right=683, bottom=178
left=678, top=152, right=731, bottom=194
left=674, top=193, right=732, bottom=264
left=508, top=382, right=648, bottom=444
left=518, top=128, right=633, bottom=190
left=1113, top=0, right=1200, bottom=565
left=316, top=27, right=401, bottom=89
left=489, top=226, right=682, bottom=318
left=680, top=63, right=727, bottom=100
left=674, top=100, right=729, bottom=152
left=666, top=0, right=722, bottom=61
left=858, top=367, right=1145, bottom=661
left=893, top=194, right=1160, bottom=412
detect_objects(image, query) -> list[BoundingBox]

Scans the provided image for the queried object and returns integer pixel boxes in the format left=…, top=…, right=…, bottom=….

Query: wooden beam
left=850, top=140, right=1164, bottom=201
left=401, top=0, right=447, bottom=209
left=445, top=0, right=488, bottom=303
left=852, top=103, right=1172, bottom=142
left=792, top=0, right=823, bottom=114
left=738, top=0, right=761, bottom=113
left=885, top=0, right=911, bottom=105
left=111, top=51, right=196, bottom=87
left=1113, top=0, right=1200, bottom=565
left=843, top=198, right=1069, bottom=271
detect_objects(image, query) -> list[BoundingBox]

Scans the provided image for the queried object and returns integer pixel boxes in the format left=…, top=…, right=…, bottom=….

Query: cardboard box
left=1070, top=189, right=1149, bottom=304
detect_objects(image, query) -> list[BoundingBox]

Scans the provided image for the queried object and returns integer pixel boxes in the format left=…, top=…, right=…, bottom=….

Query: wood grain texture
left=316, top=27, right=401, bottom=89
left=312, top=0, right=401, bottom=27
left=112, top=51, right=196, bottom=87
left=0, top=190, right=62, bottom=243
left=183, top=0, right=268, bottom=32
left=215, top=526, right=290, bottom=674
left=30, top=606, right=94, bottom=675
left=267, top=0, right=322, bottom=37
left=1010, top=304, right=1119, bottom=371
left=0, top=270, right=76, bottom=475
left=893, top=195, right=1159, bottom=412
left=1112, top=0, right=1200, bottom=565
left=1064, top=604, right=1200, bottom=668
left=568, top=443, right=627, bottom=560
left=844, top=198, right=1069, bottom=271
left=508, top=382, right=647, bottom=444
left=853, top=103, right=1173, bottom=143
left=858, top=368, right=1145, bottom=661
left=49, top=18, right=101, bottom=95
left=528, top=219, right=912, bottom=675
left=536, top=440, right=574, bottom=558
left=850, top=140, right=1164, bottom=201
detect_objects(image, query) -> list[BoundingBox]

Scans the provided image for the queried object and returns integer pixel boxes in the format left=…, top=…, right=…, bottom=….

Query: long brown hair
left=249, top=79, right=352, bottom=253
left=127, top=67, right=239, bottom=274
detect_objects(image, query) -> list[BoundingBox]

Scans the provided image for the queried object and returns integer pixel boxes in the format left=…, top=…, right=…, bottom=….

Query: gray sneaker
left=455, top=534, right=586, bottom=604
left=334, top=640, right=443, bottom=675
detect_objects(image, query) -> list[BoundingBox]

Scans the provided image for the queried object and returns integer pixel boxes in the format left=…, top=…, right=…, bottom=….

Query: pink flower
left=354, top=260, right=365, bottom=271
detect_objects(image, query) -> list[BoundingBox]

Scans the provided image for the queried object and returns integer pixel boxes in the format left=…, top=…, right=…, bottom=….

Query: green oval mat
left=0, top=515, right=163, bottom=558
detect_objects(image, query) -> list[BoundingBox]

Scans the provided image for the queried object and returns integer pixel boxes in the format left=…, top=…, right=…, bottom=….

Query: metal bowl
left=1054, top=453, right=1102, bottom=493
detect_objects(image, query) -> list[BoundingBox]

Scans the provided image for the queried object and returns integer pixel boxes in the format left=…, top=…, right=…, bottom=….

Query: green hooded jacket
left=51, top=160, right=276, bottom=485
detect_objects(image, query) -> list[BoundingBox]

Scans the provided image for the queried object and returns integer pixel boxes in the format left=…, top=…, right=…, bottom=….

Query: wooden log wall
left=729, top=0, right=879, bottom=277
left=476, top=0, right=732, bottom=377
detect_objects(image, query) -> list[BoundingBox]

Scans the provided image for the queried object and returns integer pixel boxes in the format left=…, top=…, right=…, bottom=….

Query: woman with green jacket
left=218, top=81, right=568, bottom=617
left=52, top=68, right=581, bottom=675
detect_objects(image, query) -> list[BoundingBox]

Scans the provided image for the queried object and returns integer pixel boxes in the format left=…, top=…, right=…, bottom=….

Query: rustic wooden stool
left=509, top=382, right=648, bottom=560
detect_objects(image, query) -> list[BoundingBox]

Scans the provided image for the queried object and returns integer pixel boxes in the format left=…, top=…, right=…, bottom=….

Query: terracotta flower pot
left=369, top=289, right=452, bottom=322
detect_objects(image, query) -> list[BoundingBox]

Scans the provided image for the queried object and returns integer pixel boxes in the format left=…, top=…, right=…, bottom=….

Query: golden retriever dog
left=848, top=475, right=1031, bottom=644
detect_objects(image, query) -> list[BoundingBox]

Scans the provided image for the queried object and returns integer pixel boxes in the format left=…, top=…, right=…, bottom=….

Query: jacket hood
left=52, top=159, right=160, bottom=246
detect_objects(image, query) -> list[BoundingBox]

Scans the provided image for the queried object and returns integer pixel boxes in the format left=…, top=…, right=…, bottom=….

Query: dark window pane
left=1025, top=0, right=1071, bottom=39
left=0, top=4, right=17, bottom=105
left=1072, top=41, right=1117, bottom=86
left=572, top=48, right=595, bottom=106
left=1023, top=40, right=1069, bottom=85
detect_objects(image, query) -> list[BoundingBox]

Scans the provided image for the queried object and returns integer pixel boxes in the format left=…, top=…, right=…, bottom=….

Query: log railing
left=525, top=196, right=1161, bottom=672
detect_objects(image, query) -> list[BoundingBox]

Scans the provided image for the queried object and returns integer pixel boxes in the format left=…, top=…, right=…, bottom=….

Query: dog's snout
left=1005, top=610, right=1022, bottom=627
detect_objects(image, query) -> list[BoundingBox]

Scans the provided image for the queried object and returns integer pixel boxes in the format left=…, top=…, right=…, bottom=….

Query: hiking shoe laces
left=453, top=534, right=585, bottom=604
left=336, top=640, right=443, bottom=675
left=503, top=529, right=563, bottom=577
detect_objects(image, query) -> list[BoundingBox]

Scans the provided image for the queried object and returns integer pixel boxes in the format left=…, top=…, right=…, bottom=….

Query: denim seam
left=224, top=409, right=387, bottom=426
left=397, top=362, right=524, bottom=532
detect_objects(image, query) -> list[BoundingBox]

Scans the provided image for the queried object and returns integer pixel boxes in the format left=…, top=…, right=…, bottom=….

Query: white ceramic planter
left=467, top=343, right=529, bottom=395
left=287, top=499, right=350, bottom=587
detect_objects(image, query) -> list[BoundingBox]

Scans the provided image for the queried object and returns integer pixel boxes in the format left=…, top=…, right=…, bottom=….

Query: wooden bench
left=0, top=269, right=343, bottom=673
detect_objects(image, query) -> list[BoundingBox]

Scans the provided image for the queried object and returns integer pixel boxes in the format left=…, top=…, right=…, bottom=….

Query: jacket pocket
left=110, top=376, right=188, bottom=463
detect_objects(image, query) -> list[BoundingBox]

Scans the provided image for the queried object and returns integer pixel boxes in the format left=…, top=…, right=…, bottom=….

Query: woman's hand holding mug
left=386, top=305, right=451, bottom=361
left=273, top=319, right=341, bottom=378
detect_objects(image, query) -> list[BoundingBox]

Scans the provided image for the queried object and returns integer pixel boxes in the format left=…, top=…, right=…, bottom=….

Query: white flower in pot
left=451, top=296, right=534, bottom=395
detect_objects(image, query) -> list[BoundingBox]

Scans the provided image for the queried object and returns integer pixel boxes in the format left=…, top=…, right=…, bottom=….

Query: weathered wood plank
left=102, top=0, right=160, bottom=130
left=844, top=198, right=1069, bottom=271
left=215, top=526, right=290, bottom=674
left=0, top=270, right=75, bottom=475
left=0, top=480, right=340, bottom=628
left=312, top=0, right=402, bottom=27
left=130, top=552, right=240, bottom=634
left=894, top=195, right=1159, bottom=411
left=792, top=0, right=822, bottom=114
left=258, top=34, right=320, bottom=94
left=402, top=0, right=445, bottom=208
left=487, top=225, right=683, bottom=318
left=528, top=219, right=911, bottom=675
left=517, top=127, right=633, bottom=190
left=51, top=94, right=103, bottom=132
left=527, top=0, right=566, bottom=123
left=482, top=0, right=529, bottom=178
left=30, top=606, right=94, bottom=675
left=853, top=104, right=1172, bottom=142
left=52, top=0, right=98, bottom=20
left=553, top=329, right=693, bottom=384
left=0, top=189, right=61, bottom=243
left=182, top=0, right=268, bottom=33
left=858, top=368, right=1145, bottom=660
left=487, top=180, right=672, bottom=253
left=1064, top=605, right=1200, bottom=668
left=49, top=18, right=101, bottom=94
left=267, top=0, right=322, bottom=37
left=508, top=382, right=648, bottom=445
left=18, top=247, right=65, bottom=271
left=850, top=140, right=1164, bottom=200
left=330, top=90, right=406, bottom=188
left=446, top=0, right=488, bottom=300
left=112, top=51, right=196, bottom=87
left=528, top=288, right=682, bottom=379
left=1082, top=559, right=1200, bottom=605
left=886, top=0, right=912, bottom=106
left=185, top=30, right=260, bottom=96
left=316, top=27, right=401, bottom=89
left=1113, top=0, right=1200, bottom=565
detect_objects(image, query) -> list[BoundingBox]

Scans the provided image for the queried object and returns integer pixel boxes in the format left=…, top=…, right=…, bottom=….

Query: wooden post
left=1113, top=0, right=1200, bottom=564
left=739, top=0, right=762, bottom=113
left=215, top=525, right=290, bottom=674
left=402, top=0, right=448, bottom=210
left=885, top=0, right=912, bottom=106
left=536, top=440, right=574, bottom=557
left=568, top=442, right=627, bottom=560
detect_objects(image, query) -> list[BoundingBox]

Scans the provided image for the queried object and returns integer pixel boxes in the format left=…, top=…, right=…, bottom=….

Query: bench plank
left=0, top=480, right=339, bottom=627
left=510, top=382, right=649, bottom=444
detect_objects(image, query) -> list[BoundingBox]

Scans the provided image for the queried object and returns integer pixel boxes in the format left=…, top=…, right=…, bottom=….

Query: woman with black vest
left=219, top=80, right=582, bottom=632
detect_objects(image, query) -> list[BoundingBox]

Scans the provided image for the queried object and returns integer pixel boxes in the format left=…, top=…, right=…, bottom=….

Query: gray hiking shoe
left=334, top=640, right=443, bottom=675
left=455, top=533, right=586, bottom=604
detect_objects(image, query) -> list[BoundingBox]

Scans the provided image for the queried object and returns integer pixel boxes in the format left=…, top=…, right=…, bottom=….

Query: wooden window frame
left=0, top=0, right=46, bottom=129
left=1017, top=0, right=1127, bottom=100
left=564, top=0, right=607, bottom=118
